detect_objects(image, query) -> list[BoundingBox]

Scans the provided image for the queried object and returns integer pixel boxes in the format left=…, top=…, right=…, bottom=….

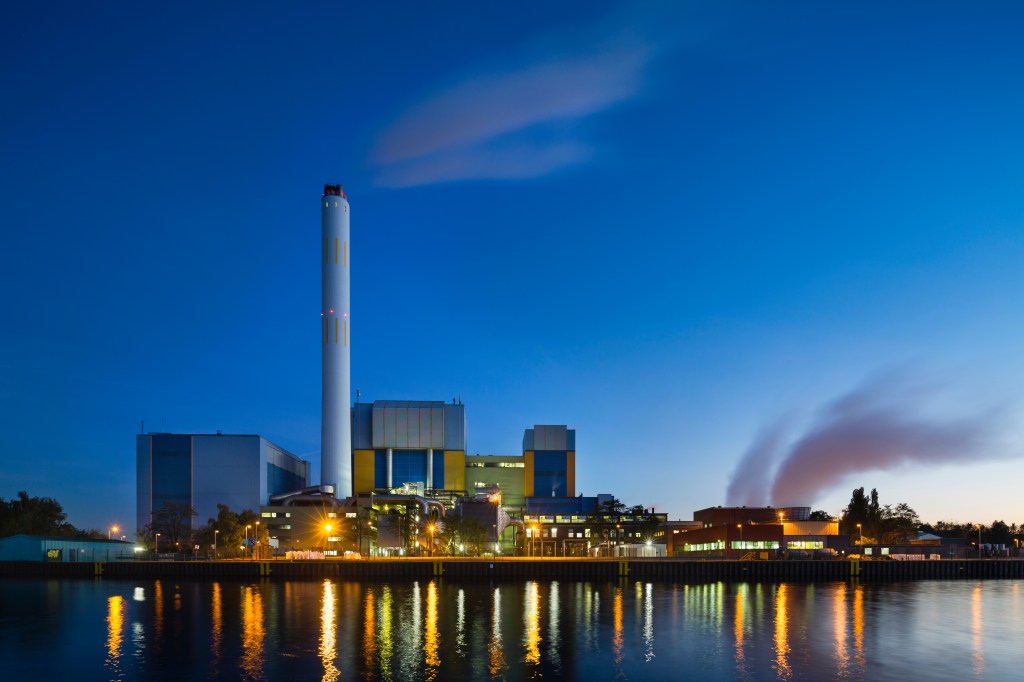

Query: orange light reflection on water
left=363, top=589, right=377, bottom=673
left=734, top=585, right=746, bottom=674
left=241, top=585, right=265, bottom=681
left=524, top=581, right=542, bottom=666
left=613, top=586, right=624, bottom=667
left=105, top=595, right=124, bottom=680
left=319, top=580, right=339, bottom=682
left=211, top=583, right=222, bottom=671
left=773, top=583, right=791, bottom=680
left=833, top=582, right=848, bottom=677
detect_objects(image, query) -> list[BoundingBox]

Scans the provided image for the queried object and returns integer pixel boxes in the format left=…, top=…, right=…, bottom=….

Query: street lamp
left=978, top=524, right=983, bottom=560
left=737, top=524, right=743, bottom=556
left=856, top=523, right=863, bottom=546
left=428, top=524, right=436, bottom=557
left=531, top=524, right=539, bottom=557
left=245, top=524, right=251, bottom=559
left=254, top=521, right=260, bottom=559
left=214, top=530, right=219, bottom=560
left=109, top=525, right=119, bottom=540
left=154, top=533, right=160, bottom=554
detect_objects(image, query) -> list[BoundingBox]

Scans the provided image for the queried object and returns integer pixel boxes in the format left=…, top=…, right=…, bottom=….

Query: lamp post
left=856, top=523, right=863, bottom=546
left=154, top=533, right=160, bottom=554
left=254, top=521, right=260, bottom=559
left=108, top=525, right=119, bottom=540
left=214, top=530, right=219, bottom=560
left=428, top=524, right=436, bottom=557
left=737, top=524, right=743, bottom=557
left=978, top=524, right=983, bottom=560
left=245, top=525, right=251, bottom=559
left=531, top=524, right=539, bottom=557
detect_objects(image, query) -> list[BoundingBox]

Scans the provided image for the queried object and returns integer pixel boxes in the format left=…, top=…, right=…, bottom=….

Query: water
left=2, top=577, right=1023, bottom=681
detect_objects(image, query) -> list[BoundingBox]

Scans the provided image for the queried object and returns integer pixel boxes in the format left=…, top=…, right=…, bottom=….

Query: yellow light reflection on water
left=773, top=583, right=791, bottom=680
left=734, top=584, right=746, bottom=673
left=106, top=595, right=124, bottom=680
left=456, top=588, right=466, bottom=655
left=489, top=587, right=506, bottom=676
left=972, top=583, right=984, bottom=676
left=379, top=586, right=394, bottom=679
left=320, top=580, right=339, bottom=682
left=241, top=585, right=265, bottom=681
left=424, top=580, right=440, bottom=679
left=524, top=581, right=541, bottom=665
left=363, top=589, right=377, bottom=673
left=211, top=583, right=223, bottom=670
left=833, top=582, right=848, bottom=676
left=613, top=586, right=624, bottom=667
left=853, top=584, right=864, bottom=667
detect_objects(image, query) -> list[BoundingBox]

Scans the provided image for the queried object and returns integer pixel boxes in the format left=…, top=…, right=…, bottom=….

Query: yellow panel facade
left=443, top=450, right=465, bottom=491
left=524, top=450, right=534, bottom=497
left=353, top=449, right=375, bottom=494
left=566, top=451, right=575, bottom=497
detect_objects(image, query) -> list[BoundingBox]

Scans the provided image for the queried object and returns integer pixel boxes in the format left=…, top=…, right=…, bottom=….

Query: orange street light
left=108, top=525, right=119, bottom=540
left=856, top=523, right=863, bottom=546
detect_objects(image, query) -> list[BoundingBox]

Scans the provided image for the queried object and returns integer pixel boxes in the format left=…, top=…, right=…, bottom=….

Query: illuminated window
left=345, top=512, right=357, bottom=518
left=327, top=512, right=337, bottom=518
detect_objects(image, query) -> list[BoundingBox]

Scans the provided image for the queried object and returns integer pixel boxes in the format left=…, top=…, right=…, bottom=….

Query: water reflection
left=972, top=583, right=984, bottom=676
left=524, top=581, right=541, bottom=665
left=833, top=582, right=848, bottom=677
left=241, top=585, right=265, bottom=681
left=549, top=581, right=561, bottom=668
left=488, top=587, right=506, bottom=677
left=105, top=595, right=124, bottom=681
left=211, top=582, right=223, bottom=676
left=320, top=580, right=339, bottom=682
left=377, top=586, right=394, bottom=679
left=613, top=586, right=624, bottom=667
left=456, top=588, right=466, bottom=655
left=734, top=583, right=747, bottom=677
left=60, top=577, right=1024, bottom=681
left=643, top=582, right=654, bottom=663
left=424, top=580, right=440, bottom=679
left=774, top=583, right=791, bottom=680
left=362, top=588, right=377, bottom=676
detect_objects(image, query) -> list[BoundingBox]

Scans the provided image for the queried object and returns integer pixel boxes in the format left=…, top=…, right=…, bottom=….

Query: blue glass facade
left=267, top=463, right=305, bottom=495
left=151, top=434, right=191, bottom=509
left=372, top=449, right=445, bottom=489
left=533, top=450, right=568, bottom=497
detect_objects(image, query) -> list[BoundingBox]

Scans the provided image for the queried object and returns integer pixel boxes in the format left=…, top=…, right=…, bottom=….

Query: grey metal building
left=136, top=433, right=309, bottom=535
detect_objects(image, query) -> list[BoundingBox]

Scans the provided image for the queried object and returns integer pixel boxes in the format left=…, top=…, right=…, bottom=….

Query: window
left=730, top=541, right=781, bottom=550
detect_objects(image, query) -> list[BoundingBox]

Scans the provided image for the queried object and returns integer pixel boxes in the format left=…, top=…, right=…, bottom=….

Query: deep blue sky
left=3, top=2, right=1024, bottom=533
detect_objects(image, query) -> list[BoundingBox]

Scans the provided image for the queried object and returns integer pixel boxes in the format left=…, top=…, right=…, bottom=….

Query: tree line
left=0, top=491, right=102, bottom=538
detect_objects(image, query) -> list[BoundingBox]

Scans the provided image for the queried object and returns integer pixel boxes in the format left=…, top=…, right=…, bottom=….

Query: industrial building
left=666, top=506, right=842, bottom=558
left=136, top=433, right=309, bottom=534
left=350, top=400, right=467, bottom=500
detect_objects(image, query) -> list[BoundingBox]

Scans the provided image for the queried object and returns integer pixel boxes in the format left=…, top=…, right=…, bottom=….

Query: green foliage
left=0, top=491, right=84, bottom=538
left=808, top=510, right=832, bottom=521
left=840, top=488, right=920, bottom=543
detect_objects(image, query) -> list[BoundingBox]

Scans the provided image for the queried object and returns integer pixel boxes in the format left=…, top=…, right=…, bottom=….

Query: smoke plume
left=727, top=371, right=1010, bottom=508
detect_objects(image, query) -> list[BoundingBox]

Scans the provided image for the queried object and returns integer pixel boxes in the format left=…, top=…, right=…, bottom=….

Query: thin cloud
left=372, top=32, right=654, bottom=187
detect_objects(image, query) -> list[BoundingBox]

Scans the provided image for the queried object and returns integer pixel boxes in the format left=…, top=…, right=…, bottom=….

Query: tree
left=0, top=491, right=82, bottom=537
left=808, top=510, right=832, bottom=521
left=147, top=502, right=197, bottom=548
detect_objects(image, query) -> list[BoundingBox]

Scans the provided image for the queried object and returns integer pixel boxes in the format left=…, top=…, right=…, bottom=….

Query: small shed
left=0, top=535, right=135, bottom=562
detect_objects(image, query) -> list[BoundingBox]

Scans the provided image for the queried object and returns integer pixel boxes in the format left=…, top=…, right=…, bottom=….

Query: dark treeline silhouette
left=0, top=491, right=101, bottom=538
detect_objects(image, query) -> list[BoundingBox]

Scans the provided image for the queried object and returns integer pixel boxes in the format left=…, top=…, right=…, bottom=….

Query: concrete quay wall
left=2, top=558, right=1023, bottom=582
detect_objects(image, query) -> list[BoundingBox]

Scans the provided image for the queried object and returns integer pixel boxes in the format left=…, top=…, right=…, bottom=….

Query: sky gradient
left=3, top=1, right=1024, bottom=533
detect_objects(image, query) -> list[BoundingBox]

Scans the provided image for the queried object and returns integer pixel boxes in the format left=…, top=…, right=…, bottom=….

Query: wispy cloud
left=372, top=28, right=655, bottom=187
